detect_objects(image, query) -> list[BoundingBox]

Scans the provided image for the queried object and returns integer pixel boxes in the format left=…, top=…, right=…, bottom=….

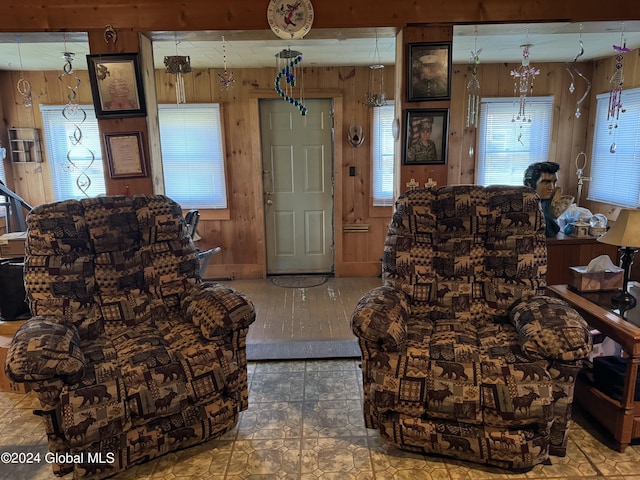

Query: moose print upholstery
left=351, top=185, right=592, bottom=470
left=4, top=195, right=255, bottom=479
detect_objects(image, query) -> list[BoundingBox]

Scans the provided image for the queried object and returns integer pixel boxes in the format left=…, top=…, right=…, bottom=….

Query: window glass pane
left=158, top=104, right=227, bottom=209
left=372, top=104, right=395, bottom=206
left=476, top=97, right=553, bottom=186
left=40, top=105, right=106, bottom=200
left=588, top=88, right=640, bottom=207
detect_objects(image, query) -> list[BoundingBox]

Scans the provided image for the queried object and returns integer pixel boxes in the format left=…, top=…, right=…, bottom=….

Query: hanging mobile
left=217, top=36, right=236, bottom=90
left=608, top=24, right=630, bottom=154
left=274, top=48, right=307, bottom=116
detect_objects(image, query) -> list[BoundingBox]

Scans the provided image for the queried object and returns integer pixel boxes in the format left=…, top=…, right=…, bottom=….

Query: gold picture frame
left=104, top=132, right=147, bottom=178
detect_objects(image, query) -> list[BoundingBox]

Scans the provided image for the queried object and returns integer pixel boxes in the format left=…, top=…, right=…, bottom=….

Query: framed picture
left=104, top=132, right=147, bottom=178
left=86, top=53, right=147, bottom=119
left=407, top=42, right=452, bottom=102
left=404, top=109, right=449, bottom=165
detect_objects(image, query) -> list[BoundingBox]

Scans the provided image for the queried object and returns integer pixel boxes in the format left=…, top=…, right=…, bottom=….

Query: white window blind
left=0, top=151, right=6, bottom=219
left=372, top=104, right=395, bottom=206
left=476, top=97, right=553, bottom=186
left=40, top=105, right=106, bottom=200
left=588, top=88, right=640, bottom=207
left=158, top=104, right=227, bottom=209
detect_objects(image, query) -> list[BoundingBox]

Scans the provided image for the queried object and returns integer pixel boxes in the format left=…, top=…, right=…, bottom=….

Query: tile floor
left=2, top=358, right=640, bottom=479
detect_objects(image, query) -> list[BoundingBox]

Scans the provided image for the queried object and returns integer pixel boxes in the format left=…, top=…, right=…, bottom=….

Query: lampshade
left=597, top=208, right=640, bottom=248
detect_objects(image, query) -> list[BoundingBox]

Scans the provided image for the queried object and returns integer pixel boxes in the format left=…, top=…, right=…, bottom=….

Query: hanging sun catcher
left=274, top=48, right=307, bottom=116
left=510, top=42, right=540, bottom=124
left=608, top=26, right=630, bottom=134
left=58, top=37, right=96, bottom=198
left=466, top=26, right=481, bottom=130
left=15, top=37, right=32, bottom=108
left=565, top=23, right=591, bottom=119
left=217, top=36, right=235, bottom=90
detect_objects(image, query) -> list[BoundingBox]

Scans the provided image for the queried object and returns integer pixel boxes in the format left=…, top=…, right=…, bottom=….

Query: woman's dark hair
left=523, top=161, right=560, bottom=189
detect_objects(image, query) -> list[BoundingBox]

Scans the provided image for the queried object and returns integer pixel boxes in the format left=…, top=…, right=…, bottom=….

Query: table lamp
left=597, top=208, right=640, bottom=309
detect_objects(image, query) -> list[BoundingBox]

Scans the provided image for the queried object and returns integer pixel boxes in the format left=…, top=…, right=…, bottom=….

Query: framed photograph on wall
left=404, top=109, right=449, bottom=165
left=104, top=132, right=147, bottom=178
left=86, top=53, right=147, bottom=119
left=407, top=42, right=452, bottom=102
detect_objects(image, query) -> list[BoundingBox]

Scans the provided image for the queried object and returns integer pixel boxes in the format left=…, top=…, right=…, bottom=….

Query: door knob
left=266, top=199, right=273, bottom=205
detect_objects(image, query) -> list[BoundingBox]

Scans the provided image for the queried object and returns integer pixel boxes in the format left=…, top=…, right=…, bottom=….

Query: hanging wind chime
left=364, top=31, right=386, bottom=107
left=164, top=37, right=192, bottom=104
left=466, top=27, right=481, bottom=129
left=274, top=48, right=307, bottom=116
left=58, top=35, right=96, bottom=197
left=608, top=25, right=630, bottom=152
left=466, top=26, right=482, bottom=158
left=510, top=41, right=540, bottom=124
left=15, top=37, right=32, bottom=108
left=217, top=36, right=236, bottom=90
left=565, top=23, right=591, bottom=119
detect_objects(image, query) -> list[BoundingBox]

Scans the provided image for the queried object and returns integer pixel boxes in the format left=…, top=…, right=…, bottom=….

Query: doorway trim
left=249, top=89, right=344, bottom=278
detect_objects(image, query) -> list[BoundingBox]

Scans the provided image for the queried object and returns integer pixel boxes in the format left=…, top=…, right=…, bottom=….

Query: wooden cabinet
left=8, top=128, right=42, bottom=163
left=546, top=233, right=619, bottom=286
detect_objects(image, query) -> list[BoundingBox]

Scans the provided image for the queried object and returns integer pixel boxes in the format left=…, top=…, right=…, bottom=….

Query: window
left=41, top=105, right=106, bottom=200
left=372, top=104, right=395, bottom=206
left=588, top=88, right=640, bottom=207
left=0, top=149, right=6, bottom=219
left=476, top=97, right=553, bottom=186
left=158, top=104, right=227, bottom=209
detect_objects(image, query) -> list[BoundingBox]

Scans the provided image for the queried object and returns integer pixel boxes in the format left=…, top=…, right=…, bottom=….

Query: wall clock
left=267, top=0, right=314, bottom=40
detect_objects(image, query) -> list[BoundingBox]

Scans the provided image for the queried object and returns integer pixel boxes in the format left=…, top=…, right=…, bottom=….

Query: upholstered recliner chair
left=351, top=185, right=591, bottom=470
left=4, top=195, right=255, bottom=479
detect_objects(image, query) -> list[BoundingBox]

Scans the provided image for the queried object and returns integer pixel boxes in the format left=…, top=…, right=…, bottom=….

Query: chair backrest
left=23, top=195, right=199, bottom=340
left=383, top=185, right=547, bottom=324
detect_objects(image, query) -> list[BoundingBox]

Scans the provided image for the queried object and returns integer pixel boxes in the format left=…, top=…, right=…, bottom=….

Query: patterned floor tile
left=300, top=437, right=373, bottom=478
left=302, top=400, right=367, bottom=438
left=238, top=401, right=303, bottom=439
left=226, top=438, right=302, bottom=478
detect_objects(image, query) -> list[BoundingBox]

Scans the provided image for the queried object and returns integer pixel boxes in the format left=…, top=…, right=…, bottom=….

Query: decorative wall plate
left=267, top=0, right=314, bottom=40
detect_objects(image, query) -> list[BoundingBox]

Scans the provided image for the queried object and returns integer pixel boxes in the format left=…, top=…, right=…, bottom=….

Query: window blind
left=476, top=97, right=553, bottom=186
left=40, top=105, right=106, bottom=200
left=158, top=104, right=227, bottom=209
left=588, top=88, right=640, bottom=207
left=372, top=104, right=395, bottom=206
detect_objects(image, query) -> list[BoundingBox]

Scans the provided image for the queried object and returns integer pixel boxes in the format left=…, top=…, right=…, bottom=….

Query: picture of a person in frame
left=410, top=47, right=449, bottom=99
left=407, top=117, right=437, bottom=163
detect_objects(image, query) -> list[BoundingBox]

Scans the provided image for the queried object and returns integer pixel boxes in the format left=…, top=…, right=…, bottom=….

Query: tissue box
left=568, top=266, right=623, bottom=292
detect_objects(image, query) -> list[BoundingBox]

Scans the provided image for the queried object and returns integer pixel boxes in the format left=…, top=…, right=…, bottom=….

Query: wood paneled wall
left=1, top=47, right=637, bottom=278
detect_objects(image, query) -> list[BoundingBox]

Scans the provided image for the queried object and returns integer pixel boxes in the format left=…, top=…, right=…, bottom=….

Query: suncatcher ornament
left=274, top=48, right=307, bottom=115
left=217, top=36, right=236, bottom=90
left=510, top=43, right=540, bottom=123
left=466, top=26, right=481, bottom=129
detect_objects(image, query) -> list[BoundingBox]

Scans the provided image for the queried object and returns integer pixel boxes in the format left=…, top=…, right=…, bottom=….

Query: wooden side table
left=547, top=283, right=640, bottom=451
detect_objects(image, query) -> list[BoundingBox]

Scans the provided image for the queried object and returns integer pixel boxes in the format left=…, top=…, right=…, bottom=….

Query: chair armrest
left=4, top=318, right=86, bottom=385
left=509, top=295, right=592, bottom=361
left=350, top=286, right=409, bottom=351
left=181, top=283, right=256, bottom=339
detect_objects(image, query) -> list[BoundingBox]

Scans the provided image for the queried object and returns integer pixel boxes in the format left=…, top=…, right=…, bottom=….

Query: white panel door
left=260, top=98, right=334, bottom=274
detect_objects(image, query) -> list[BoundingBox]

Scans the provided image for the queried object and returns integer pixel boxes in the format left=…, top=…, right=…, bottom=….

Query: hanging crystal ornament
left=510, top=40, right=540, bottom=123
left=164, top=36, right=192, bottom=104
left=58, top=39, right=95, bottom=197
left=364, top=31, right=386, bottom=107
left=565, top=23, right=592, bottom=119
left=274, top=48, right=307, bottom=115
left=15, top=37, right=32, bottom=108
left=217, top=36, right=236, bottom=90
left=608, top=26, right=629, bottom=133
left=466, top=26, right=482, bottom=128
